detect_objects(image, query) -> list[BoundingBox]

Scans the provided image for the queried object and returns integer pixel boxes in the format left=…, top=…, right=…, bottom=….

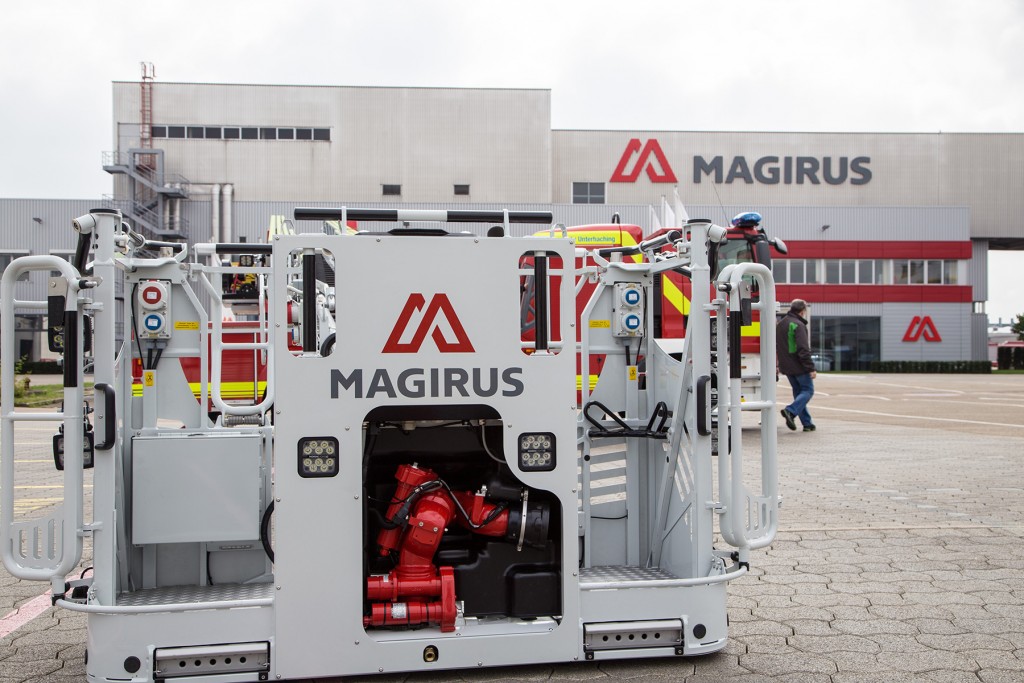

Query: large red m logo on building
left=383, top=293, right=475, bottom=353
left=902, top=316, right=942, bottom=342
left=610, top=138, right=678, bottom=183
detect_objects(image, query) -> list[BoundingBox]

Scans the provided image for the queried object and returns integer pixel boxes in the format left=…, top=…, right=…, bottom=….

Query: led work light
left=298, top=436, right=339, bottom=478
left=518, top=432, right=556, bottom=471
left=53, top=432, right=95, bottom=471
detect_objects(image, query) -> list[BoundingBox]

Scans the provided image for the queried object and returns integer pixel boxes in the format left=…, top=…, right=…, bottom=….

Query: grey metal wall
left=114, top=83, right=553, bottom=204
left=880, top=303, right=972, bottom=362
left=683, top=205, right=969, bottom=242
left=554, top=130, right=1024, bottom=241
left=968, top=239, right=988, bottom=302
left=0, top=199, right=100, bottom=306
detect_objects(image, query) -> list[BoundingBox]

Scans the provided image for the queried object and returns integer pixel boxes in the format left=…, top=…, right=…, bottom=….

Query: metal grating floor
left=579, top=565, right=677, bottom=586
left=117, top=582, right=274, bottom=607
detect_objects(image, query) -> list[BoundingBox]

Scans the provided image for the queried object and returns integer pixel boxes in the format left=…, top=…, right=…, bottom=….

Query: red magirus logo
left=902, top=316, right=942, bottom=342
left=383, top=293, right=475, bottom=353
left=610, top=139, right=678, bottom=183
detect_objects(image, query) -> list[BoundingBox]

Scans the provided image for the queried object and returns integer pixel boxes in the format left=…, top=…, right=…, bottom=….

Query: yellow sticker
left=144, top=371, right=155, bottom=387
left=174, top=321, right=200, bottom=330
left=589, top=320, right=611, bottom=328
left=628, top=366, right=638, bottom=381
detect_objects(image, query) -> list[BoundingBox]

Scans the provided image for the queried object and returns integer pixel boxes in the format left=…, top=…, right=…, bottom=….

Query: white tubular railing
left=1, top=257, right=85, bottom=589
left=717, top=263, right=779, bottom=552
left=197, top=270, right=275, bottom=417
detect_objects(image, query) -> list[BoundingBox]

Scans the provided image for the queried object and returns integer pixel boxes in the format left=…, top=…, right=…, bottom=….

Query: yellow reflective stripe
left=133, top=382, right=267, bottom=399
left=741, top=322, right=760, bottom=337
left=575, top=375, right=600, bottom=392
left=189, top=382, right=267, bottom=399
left=662, top=276, right=690, bottom=315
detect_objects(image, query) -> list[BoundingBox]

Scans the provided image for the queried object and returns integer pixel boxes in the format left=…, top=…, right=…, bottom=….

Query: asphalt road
left=2, top=373, right=1023, bottom=682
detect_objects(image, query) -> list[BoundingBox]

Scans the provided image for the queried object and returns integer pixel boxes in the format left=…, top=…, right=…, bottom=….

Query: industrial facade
left=3, top=82, right=1022, bottom=365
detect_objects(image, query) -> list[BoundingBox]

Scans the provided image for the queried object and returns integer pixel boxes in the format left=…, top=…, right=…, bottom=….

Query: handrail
left=717, top=263, right=779, bottom=551
left=1, top=256, right=85, bottom=590
left=197, top=270, right=274, bottom=417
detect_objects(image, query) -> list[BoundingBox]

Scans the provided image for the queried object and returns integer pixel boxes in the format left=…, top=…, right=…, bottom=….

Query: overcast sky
left=1, top=0, right=1022, bottom=322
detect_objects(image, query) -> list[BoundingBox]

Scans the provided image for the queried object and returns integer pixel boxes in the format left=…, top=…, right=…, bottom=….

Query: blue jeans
left=785, top=373, right=814, bottom=427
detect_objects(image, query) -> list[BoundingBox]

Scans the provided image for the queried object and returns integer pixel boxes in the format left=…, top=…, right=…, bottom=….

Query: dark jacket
left=776, top=311, right=814, bottom=375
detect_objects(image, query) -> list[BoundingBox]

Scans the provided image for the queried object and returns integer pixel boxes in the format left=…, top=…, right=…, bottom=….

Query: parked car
left=810, top=352, right=833, bottom=372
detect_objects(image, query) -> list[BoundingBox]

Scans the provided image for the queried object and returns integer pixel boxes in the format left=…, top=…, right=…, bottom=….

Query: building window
left=167, top=126, right=185, bottom=139
left=187, top=126, right=204, bottom=139
left=241, top=128, right=258, bottom=140
left=857, top=260, right=876, bottom=284
left=151, top=126, right=167, bottom=138
left=260, top=128, right=277, bottom=140
left=382, top=184, right=401, bottom=196
left=825, top=260, right=840, bottom=284
left=296, top=128, right=313, bottom=140
left=944, top=260, right=958, bottom=284
left=572, top=182, right=605, bottom=204
left=0, top=254, right=30, bottom=281
left=205, top=127, right=222, bottom=139
left=223, top=127, right=240, bottom=139
left=278, top=128, right=294, bottom=140
left=313, top=128, right=331, bottom=141
left=773, top=259, right=788, bottom=284
left=454, top=184, right=470, bottom=196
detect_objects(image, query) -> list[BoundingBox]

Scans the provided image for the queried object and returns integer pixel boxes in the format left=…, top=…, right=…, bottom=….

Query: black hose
left=319, top=333, right=336, bottom=357
left=73, top=231, right=92, bottom=275
left=260, top=501, right=275, bottom=563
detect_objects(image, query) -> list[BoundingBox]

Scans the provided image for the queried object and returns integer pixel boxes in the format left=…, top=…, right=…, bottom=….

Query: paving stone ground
left=2, top=373, right=1023, bottom=681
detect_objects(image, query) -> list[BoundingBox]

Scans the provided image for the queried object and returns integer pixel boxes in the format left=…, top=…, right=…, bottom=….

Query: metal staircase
left=102, top=148, right=190, bottom=239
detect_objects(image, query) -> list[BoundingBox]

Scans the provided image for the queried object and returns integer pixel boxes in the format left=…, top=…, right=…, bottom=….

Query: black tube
left=63, top=312, right=78, bottom=388
left=729, top=313, right=743, bottom=380
left=302, top=252, right=317, bottom=353
left=534, top=254, right=549, bottom=352
left=72, top=232, right=92, bottom=274
left=260, top=501, right=275, bottom=563
left=319, top=332, right=336, bottom=357
left=638, top=230, right=681, bottom=253
left=294, top=208, right=553, bottom=224
left=215, top=243, right=272, bottom=254
left=142, top=240, right=185, bottom=252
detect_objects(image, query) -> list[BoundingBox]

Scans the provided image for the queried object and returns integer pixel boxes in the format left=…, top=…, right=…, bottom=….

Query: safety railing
left=716, top=262, right=779, bottom=553
left=1, top=256, right=87, bottom=594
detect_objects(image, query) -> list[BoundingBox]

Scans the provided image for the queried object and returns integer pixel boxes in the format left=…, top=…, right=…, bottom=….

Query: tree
left=1014, top=313, right=1024, bottom=342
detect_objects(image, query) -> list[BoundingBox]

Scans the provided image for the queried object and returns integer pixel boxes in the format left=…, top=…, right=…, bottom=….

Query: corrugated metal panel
left=114, top=83, right=553, bottom=204
left=0, top=199, right=100, bottom=306
left=971, top=312, right=989, bottom=362
left=682, top=205, right=969, bottom=242
left=880, top=303, right=972, bottom=361
left=553, top=130, right=1024, bottom=241
left=968, top=239, right=988, bottom=301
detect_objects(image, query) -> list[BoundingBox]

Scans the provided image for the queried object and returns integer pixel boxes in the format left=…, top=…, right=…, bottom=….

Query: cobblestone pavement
left=2, top=374, right=1023, bottom=681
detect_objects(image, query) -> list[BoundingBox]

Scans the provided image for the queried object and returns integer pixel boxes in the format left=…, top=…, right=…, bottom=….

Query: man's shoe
left=803, top=425, right=816, bottom=432
left=780, top=409, right=797, bottom=431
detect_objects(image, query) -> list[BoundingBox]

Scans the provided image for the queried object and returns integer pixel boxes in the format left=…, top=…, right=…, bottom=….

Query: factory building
left=3, top=82, right=1022, bottom=365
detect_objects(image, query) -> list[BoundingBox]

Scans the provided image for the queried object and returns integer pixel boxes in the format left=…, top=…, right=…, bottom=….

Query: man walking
left=776, top=299, right=816, bottom=432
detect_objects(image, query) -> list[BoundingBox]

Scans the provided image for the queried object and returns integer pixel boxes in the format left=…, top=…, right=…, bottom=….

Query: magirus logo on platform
left=328, top=292, right=524, bottom=399
left=383, top=293, right=474, bottom=353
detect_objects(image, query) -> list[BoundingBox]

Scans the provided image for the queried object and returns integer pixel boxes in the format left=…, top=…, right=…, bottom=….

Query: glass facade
left=809, top=316, right=881, bottom=371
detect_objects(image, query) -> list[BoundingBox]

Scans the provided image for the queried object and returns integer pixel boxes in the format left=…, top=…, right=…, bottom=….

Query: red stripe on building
left=779, top=241, right=972, bottom=259
left=776, top=285, right=972, bottom=304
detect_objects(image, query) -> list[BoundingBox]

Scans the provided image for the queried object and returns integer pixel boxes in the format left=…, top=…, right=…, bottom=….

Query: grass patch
left=13, top=382, right=94, bottom=408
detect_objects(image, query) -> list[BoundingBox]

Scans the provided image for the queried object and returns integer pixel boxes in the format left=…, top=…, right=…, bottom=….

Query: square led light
left=518, top=432, right=556, bottom=471
left=53, top=431, right=95, bottom=471
left=298, top=436, right=339, bottom=478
